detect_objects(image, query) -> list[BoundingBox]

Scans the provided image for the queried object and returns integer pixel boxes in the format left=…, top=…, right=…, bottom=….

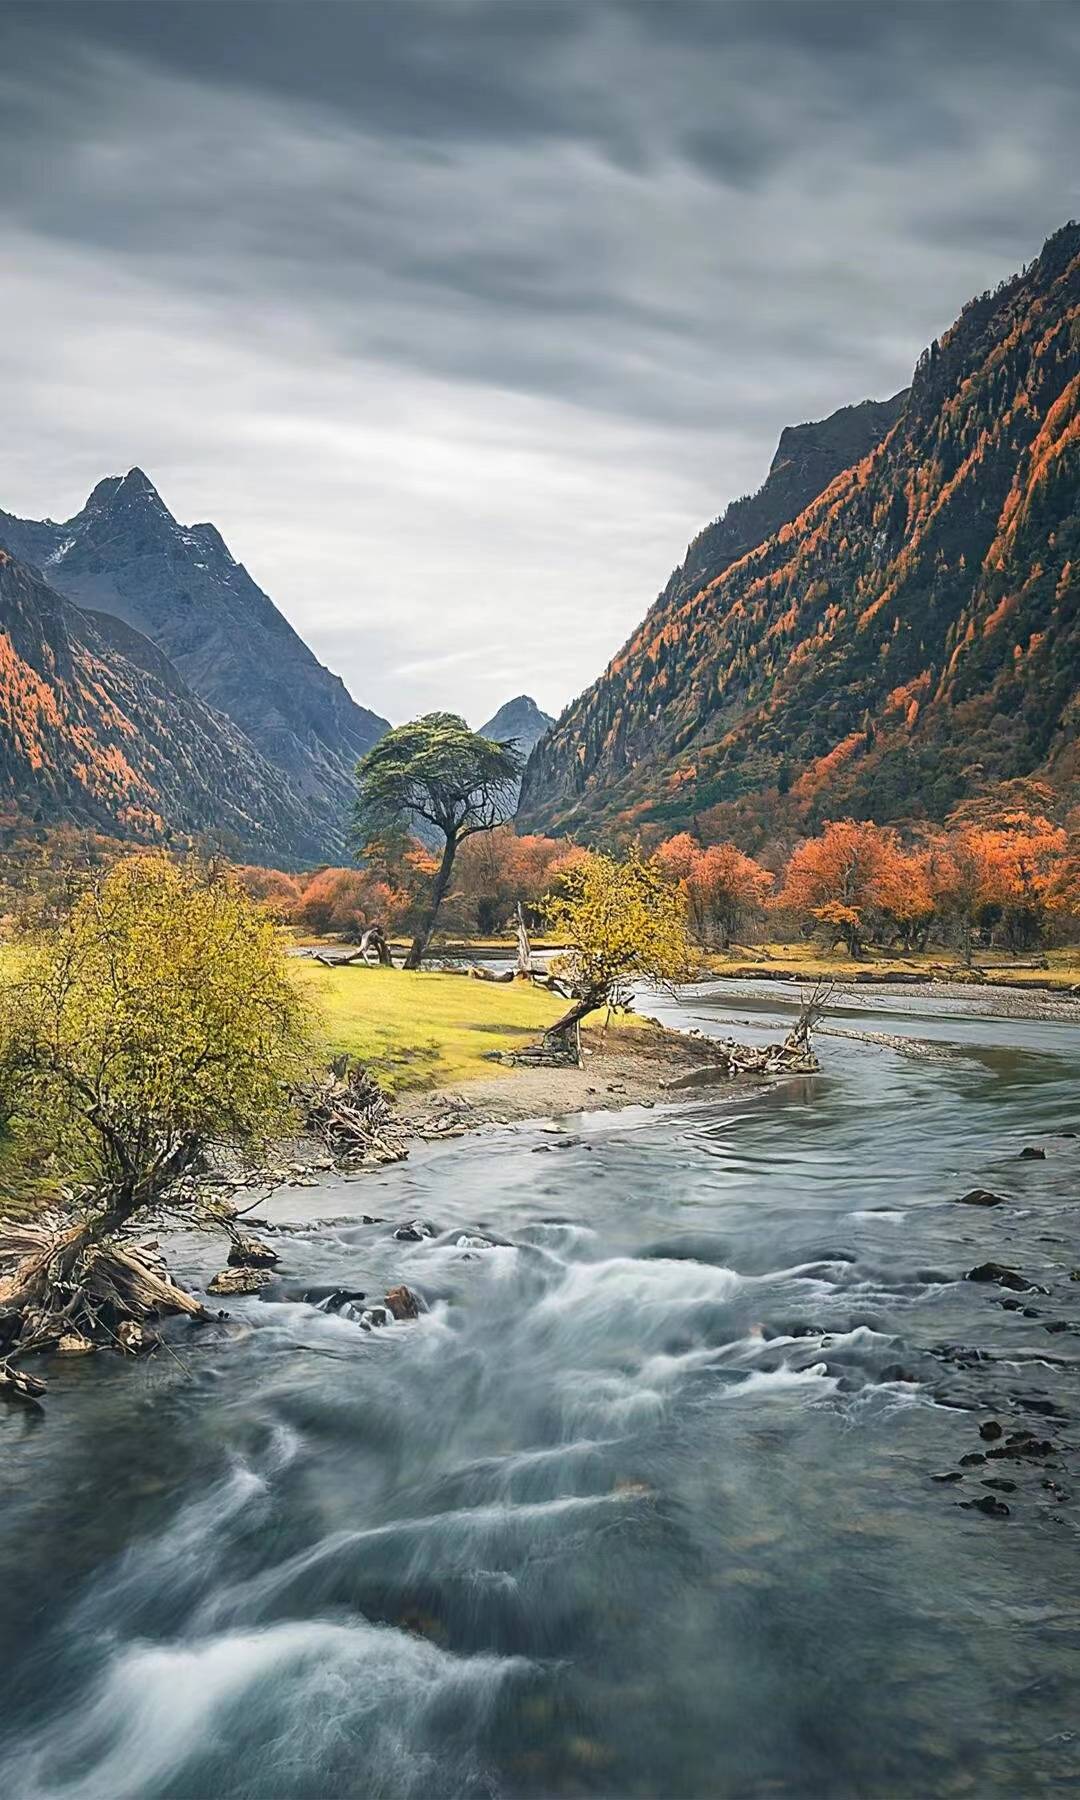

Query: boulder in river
left=966, top=1262, right=1047, bottom=1293
left=394, top=1220, right=434, bottom=1242
left=384, top=1284, right=420, bottom=1321
left=1019, top=1146, right=1047, bottom=1160
left=956, top=1189, right=1008, bottom=1207
left=961, top=1493, right=1010, bottom=1517
left=227, top=1234, right=279, bottom=1268
left=208, top=1266, right=275, bottom=1296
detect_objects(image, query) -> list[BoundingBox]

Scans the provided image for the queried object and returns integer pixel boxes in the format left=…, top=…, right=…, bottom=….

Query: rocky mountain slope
left=0, top=548, right=327, bottom=861
left=0, top=470, right=388, bottom=851
left=519, top=223, right=1080, bottom=839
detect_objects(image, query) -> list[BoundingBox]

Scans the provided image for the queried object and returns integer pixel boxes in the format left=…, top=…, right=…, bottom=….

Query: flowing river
left=2, top=984, right=1079, bottom=1799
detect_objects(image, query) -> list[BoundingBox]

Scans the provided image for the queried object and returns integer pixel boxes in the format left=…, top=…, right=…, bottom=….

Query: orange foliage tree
left=293, top=866, right=410, bottom=940
left=450, top=827, right=571, bottom=934
left=774, top=819, right=897, bottom=957
left=656, top=833, right=772, bottom=947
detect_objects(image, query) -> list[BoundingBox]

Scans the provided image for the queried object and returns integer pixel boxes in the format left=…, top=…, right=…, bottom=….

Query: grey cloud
left=0, top=0, right=1078, bottom=722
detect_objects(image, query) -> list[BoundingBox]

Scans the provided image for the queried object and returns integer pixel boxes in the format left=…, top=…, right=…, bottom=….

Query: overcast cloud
left=1, top=0, right=1078, bottom=723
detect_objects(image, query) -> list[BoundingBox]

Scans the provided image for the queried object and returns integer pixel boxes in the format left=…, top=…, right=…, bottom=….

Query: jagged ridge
left=0, top=547, right=329, bottom=862
left=519, top=224, right=1080, bottom=836
left=0, top=470, right=388, bottom=852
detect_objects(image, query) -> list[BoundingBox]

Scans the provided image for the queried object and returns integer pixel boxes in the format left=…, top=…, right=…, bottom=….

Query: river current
left=2, top=983, right=1079, bottom=1799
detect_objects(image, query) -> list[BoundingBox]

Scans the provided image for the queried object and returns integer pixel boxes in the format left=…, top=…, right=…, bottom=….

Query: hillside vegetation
left=520, top=223, right=1080, bottom=842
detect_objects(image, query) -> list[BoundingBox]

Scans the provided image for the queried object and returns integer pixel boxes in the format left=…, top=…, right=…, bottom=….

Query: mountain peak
left=79, top=466, right=168, bottom=521
left=479, top=694, right=553, bottom=747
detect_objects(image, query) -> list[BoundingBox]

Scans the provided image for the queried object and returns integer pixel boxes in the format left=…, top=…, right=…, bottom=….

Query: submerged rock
left=956, top=1188, right=1008, bottom=1207
left=979, top=1420, right=1004, bottom=1441
left=961, top=1493, right=1010, bottom=1517
left=1019, top=1146, right=1047, bottom=1160
left=227, top=1234, right=279, bottom=1268
left=116, top=1320, right=159, bottom=1354
left=966, top=1262, right=1047, bottom=1294
left=208, top=1266, right=274, bottom=1296
left=358, top=1304, right=393, bottom=1330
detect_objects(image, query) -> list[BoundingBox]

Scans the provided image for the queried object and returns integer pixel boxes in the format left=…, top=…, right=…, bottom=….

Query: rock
left=981, top=1478, right=1017, bottom=1492
left=116, top=1320, right=159, bottom=1354
left=987, top=1432, right=1054, bottom=1462
left=979, top=1420, right=1004, bottom=1441
left=56, top=1333, right=96, bottom=1355
left=959, top=1452, right=986, bottom=1467
left=358, top=1305, right=392, bottom=1330
left=931, top=1471, right=964, bottom=1483
left=393, top=1220, right=433, bottom=1242
left=208, top=1266, right=274, bottom=1295
left=314, top=1288, right=366, bottom=1313
left=1044, top=1320, right=1072, bottom=1334
left=1019, top=1146, right=1047, bottom=1159
left=956, top=1188, right=1007, bottom=1207
left=384, top=1284, right=420, bottom=1321
left=227, top=1234, right=279, bottom=1268
left=455, top=1234, right=494, bottom=1251
left=960, top=1493, right=1010, bottom=1517
left=532, top=1145, right=553, bottom=1154
left=966, top=1262, right=1046, bottom=1293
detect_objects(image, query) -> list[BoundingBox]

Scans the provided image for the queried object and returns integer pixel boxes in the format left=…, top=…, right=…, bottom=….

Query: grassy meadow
left=299, top=961, right=569, bottom=1092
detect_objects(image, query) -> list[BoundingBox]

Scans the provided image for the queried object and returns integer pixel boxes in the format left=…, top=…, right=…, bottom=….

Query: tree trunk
left=515, top=902, right=533, bottom=977
left=404, top=832, right=458, bottom=970
left=545, top=989, right=603, bottom=1040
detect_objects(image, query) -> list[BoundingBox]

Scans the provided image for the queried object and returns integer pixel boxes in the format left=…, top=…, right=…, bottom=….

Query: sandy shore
left=396, top=1024, right=746, bottom=1134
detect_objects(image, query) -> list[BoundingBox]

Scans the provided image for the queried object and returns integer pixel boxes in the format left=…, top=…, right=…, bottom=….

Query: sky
left=1, top=1, right=1079, bottom=728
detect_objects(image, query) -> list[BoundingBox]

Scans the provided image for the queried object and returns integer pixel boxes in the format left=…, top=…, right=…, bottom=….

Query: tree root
left=0, top=1219, right=209, bottom=1402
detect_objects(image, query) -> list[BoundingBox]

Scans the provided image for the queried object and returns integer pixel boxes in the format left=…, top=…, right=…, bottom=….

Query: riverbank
left=395, top=1021, right=744, bottom=1134
left=704, top=940, right=1080, bottom=993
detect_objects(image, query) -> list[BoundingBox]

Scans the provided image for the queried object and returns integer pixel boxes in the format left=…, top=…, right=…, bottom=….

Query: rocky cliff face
left=519, top=223, right=1080, bottom=837
left=0, top=470, right=388, bottom=852
left=0, top=548, right=327, bottom=862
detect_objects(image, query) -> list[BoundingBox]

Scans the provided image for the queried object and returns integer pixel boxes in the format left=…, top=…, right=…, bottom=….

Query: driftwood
left=0, top=1217, right=209, bottom=1401
left=301, top=1059, right=408, bottom=1167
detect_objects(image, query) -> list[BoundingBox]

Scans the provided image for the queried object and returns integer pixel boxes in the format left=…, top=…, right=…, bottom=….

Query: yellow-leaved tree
left=543, top=848, right=697, bottom=1039
left=0, top=854, right=317, bottom=1394
left=0, top=853, right=315, bottom=1224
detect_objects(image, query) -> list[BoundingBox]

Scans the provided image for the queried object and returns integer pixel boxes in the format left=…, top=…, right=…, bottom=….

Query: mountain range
left=0, top=471, right=389, bottom=861
left=519, top=222, right=1080, bottom=841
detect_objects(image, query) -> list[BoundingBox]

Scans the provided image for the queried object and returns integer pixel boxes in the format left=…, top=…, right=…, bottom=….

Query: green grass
left=298, top=962, right=570, bottom=1092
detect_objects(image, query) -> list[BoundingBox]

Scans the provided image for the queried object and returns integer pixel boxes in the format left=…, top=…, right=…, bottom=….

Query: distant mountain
left=0, top=547, right=326, bottom=861
left=519, top=223, right=1080, bottom=838
left=479, top=695, right=554, bottom=812
left=0, top=470, right=389, bottom=852
left=479, top=695, right=553, bottom=756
